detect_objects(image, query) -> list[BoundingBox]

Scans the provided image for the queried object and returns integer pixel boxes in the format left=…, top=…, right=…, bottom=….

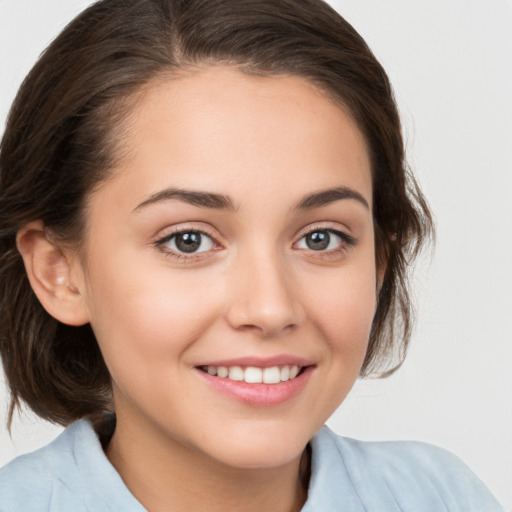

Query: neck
left=105, top=415, right=310, bottom=512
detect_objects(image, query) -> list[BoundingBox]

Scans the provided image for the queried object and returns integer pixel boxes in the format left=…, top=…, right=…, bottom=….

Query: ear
left=16, top=221, right=90, bottom=326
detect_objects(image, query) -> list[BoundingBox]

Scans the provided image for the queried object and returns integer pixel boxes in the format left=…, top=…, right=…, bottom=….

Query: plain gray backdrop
left=1, top=0, right=511, bottom=508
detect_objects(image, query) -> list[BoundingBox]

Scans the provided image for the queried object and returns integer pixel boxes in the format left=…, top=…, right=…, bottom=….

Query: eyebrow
left=133, top=188, right=238, bottom=212
left=133, top=185, right=369, bottom=213
left=294, top=186, right=370, bottom=211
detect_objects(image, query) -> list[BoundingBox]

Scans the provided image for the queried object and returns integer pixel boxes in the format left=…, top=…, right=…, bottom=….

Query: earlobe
left=16, top=221, right=90, bottom=326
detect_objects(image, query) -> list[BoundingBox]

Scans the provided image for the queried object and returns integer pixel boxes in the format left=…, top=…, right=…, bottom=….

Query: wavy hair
left=0, top=0, right=433, bottom=427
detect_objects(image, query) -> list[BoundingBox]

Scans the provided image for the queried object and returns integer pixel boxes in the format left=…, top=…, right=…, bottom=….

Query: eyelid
left=152, top=222, right=356, bottom=262
left=294, top=224, right=356, bottom=246
left=154, top=224, right=223, bottom=260
left=154, top=222, right=221, bottom=243
left=292, top=224, right=357, bottom=261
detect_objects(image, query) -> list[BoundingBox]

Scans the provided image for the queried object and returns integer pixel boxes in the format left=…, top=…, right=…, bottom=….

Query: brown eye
left=297, top=230, right=341, bottom=251
left=175, top=232, right=201, bottom=252
left=295, top=228, right=356, bottom=253
left=305, top=231, right=331, bottom=250
left=162, top=231, right=214, bottom=254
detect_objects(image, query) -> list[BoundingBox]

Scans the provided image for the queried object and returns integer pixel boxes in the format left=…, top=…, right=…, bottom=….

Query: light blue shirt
left=0, top=419, right=505, bottom=511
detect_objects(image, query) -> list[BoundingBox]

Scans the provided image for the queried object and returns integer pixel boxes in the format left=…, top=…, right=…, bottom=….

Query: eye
left=158, top=230, right=215, bottom=254
left=295, top=229, right=352, bottom=251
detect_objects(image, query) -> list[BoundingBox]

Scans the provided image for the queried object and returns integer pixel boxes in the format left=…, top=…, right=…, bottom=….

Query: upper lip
left=195, top=355, right=315, bottom=368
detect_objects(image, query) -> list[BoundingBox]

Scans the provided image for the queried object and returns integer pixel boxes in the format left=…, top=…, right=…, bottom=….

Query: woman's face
left=76, top=67, right=377, bottom=468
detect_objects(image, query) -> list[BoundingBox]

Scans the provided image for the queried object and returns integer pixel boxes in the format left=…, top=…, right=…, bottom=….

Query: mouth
left=198, top=364, right=305, bottom=384
left=195, top=361, right=314, bottom=406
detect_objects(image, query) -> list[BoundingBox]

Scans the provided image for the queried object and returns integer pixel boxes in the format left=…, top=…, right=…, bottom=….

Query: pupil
left=176, top=232, right=201, bottom=253
left=306, top=231, right=330, bottom=250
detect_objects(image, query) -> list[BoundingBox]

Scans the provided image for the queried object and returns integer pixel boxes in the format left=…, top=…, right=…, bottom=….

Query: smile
left=195, top=361, right=314, bottom=406
left=199, top=365, right=302, bottom=384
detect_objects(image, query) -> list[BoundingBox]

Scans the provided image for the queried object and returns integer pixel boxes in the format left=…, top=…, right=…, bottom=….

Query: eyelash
left=154, top=226, right=356, bottom=262
left=294, top=226, right=356, bottom=259
left=155, top=227, right=219, bottom=262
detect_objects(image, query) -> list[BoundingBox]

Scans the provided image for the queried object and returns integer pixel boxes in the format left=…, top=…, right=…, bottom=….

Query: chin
left=198, top=422, right=315, bottom=470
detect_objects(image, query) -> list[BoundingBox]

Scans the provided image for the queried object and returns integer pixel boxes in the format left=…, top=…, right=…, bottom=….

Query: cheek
left=306, top=262, right=377, bottom=357
left=296, top=259, right=377, bottom=423
left=82, top=253, right=223, bottom=376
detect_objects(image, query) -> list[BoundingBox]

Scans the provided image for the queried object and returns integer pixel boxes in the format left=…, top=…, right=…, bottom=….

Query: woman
left=0, top=0, right=505, bottom=510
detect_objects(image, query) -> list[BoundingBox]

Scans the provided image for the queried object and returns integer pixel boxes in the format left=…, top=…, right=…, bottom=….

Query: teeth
left=244, top=367, right=263, bottom=383
left=263, top=366, right=281, bottom=384
left=228, top=366, right=244, bottom=381
left=201, top=364, right=302, bottom=384
left=289, top=365, right=299, bottom=379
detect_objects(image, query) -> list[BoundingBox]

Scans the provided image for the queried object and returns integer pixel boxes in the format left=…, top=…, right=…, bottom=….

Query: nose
left=225, top=248, right=305, bottom=338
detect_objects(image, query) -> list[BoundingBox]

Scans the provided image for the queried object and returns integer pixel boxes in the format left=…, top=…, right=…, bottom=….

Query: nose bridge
left=225, top=241, right=304, bottom=336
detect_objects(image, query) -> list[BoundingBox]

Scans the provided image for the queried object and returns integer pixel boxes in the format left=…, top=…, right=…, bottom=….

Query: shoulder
left=0, top=420, right=104, bottom=512
left=0, top=418, right=145, bottom=512
left=0, top=421, right=90, bottom=512
left=305, top=426, right=505, bottom=512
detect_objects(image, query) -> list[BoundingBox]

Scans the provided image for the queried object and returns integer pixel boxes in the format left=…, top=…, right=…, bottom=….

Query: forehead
left=95, top=66, right=372, bottom=213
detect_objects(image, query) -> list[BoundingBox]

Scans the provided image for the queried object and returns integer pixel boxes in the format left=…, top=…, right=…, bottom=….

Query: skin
left=20, top=66, right=380, bottom=511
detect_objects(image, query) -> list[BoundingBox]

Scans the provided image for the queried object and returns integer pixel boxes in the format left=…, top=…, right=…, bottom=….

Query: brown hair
left=0, top=0, right=432, bottom=428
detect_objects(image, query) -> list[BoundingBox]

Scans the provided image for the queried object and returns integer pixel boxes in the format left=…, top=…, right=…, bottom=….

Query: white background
left=1, top=0, right=511, bottom=508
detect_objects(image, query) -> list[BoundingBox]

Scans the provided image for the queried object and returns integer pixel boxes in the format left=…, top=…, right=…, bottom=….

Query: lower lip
left=195, top=366, right=314, bottom=406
